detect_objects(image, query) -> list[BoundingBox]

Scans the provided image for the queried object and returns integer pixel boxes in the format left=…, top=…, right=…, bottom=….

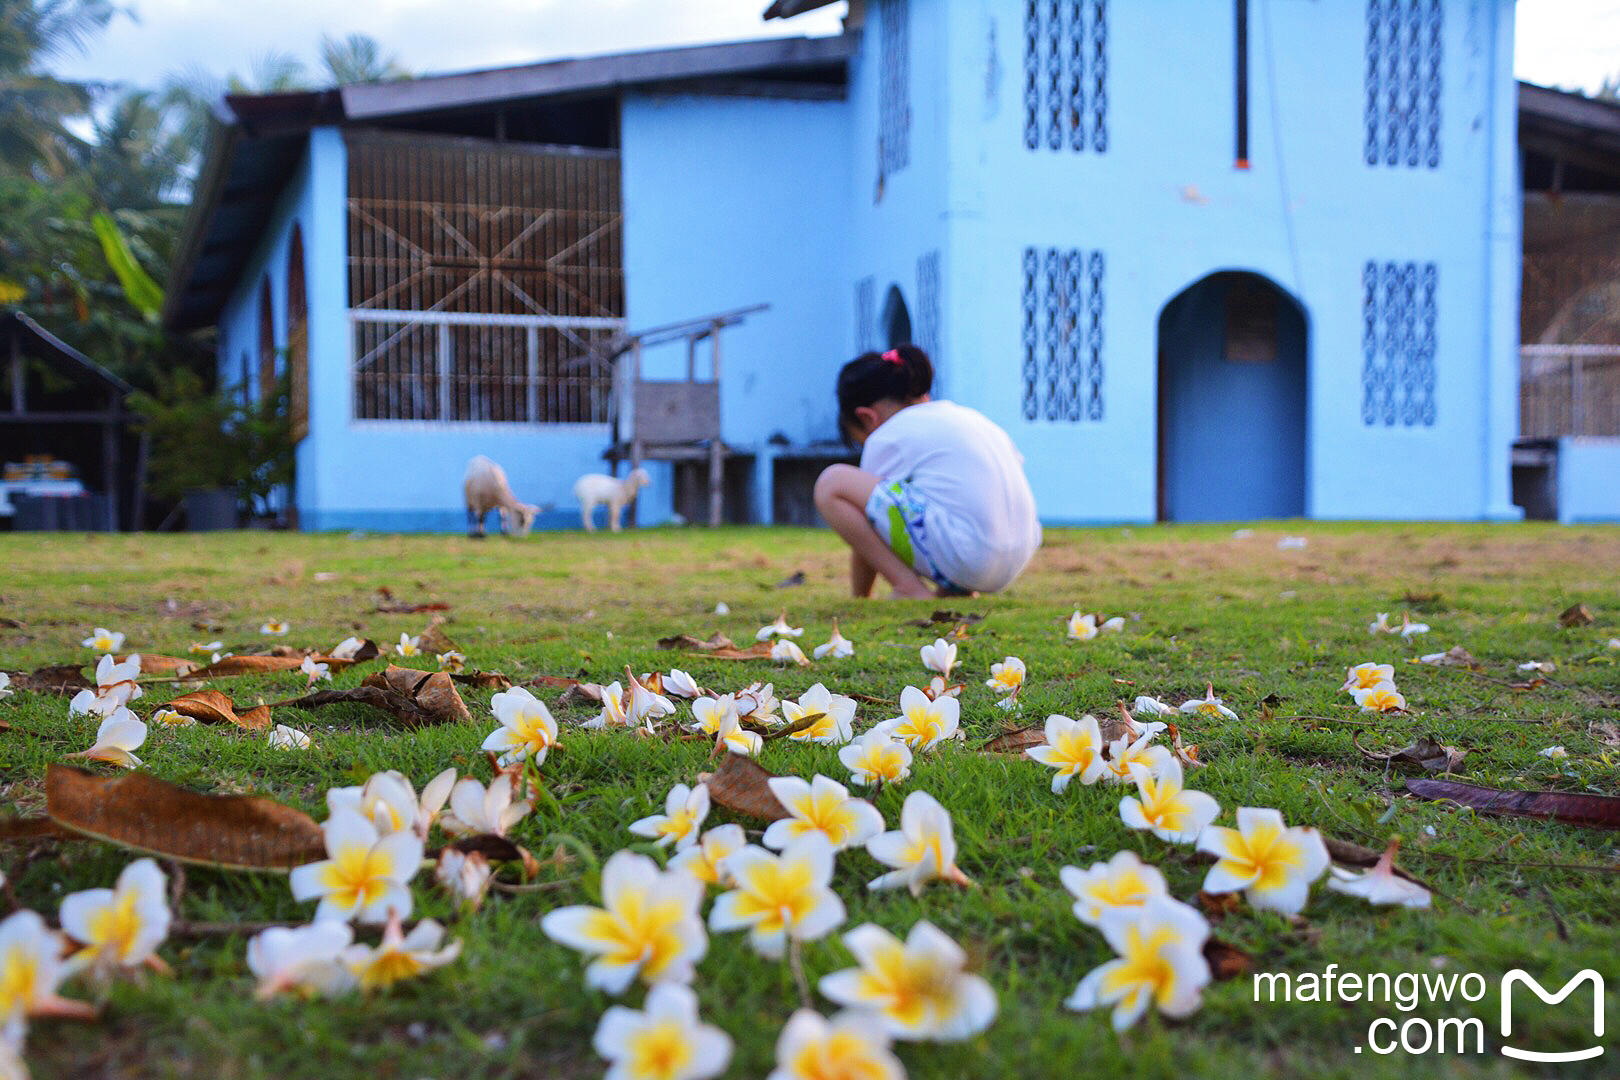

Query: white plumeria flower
left=1065, top=896, right=1212, bottom=1032
left=394, top=633, right=420, bottom=657
left=629, top=783, right=710, bottom=850
left=1026, top=713, right=1106, bottom=793
left=866, top=790, right=970, bottom=894
left=289, top=807, right=424, bottom=924
left=149, top=707, right=193, bottom=728
left=763, top=775, right=885, bottom=853
left=593, top=982, right=732, bottom=1080
left=340, top=913, right=461, bottom=992
left=1417, top=651, right=1447, bottom=665
left=1059, top=850, right=1171, bottom=927
left=1100, top=731, right=1171, bottom=785
left=1276, top=535, right=1308, bottom=550
left=812, top=623, right=855, bottom=660
left=713, top=601, right=730, bottom=615
left=662, top=668, right=701, bottom=698
left=985, top=656, right=1025, bottom=698
left=541, top=851, right=708, bottom=994
left=1132, top=695, right=1176, bottom=717
left=771, top=639, right=810, bottom=666
left=1539, top=745, right=1569, bottom=761
left=330, top=636, right=366, bottom=661
left=1608, top=638, right=1620, bottom=649
left=687, top=694, right=738, bottom=736
left=710, top=835, right=846, bottom=958
left=819, top=921, right=997, bottom=1041
left=1066, top=611, right=1099, bottom=641
left=436, top=650, right=466, bottom=673
left=768, top=1009, right=901, bottom=1080
left=1517, top=660, right=1556, bottom=674
left=187, top=640, right=223, bottom=656
left=328, top=769, right=454, bottom=841
left=1398, top=614, right=1430, bottom=639
left=1368, top=612, right=1393, bottom=635
left=82, top=628, right=125, bottom=652
left=1119, top=758, right=1220, bottom=843
left=585, top=681, right=632, bottom=730
left=0, top=911, right=84, bottom=1021
left=735, top=682, right=780, bottom=725
left=783, top=683, right=856, bottom=745
left=68, top=653, right=143, bottom=717
left=1, top=1016, right=23, bottom=1080
left=668, top=824, right=748, bottom=888
left=1351, top=681, right=1406, bottom=713
left=1178, top=685, right=1238, bottom=721
left=0, top=672, right=9, bottom=699
left=872, top=686, right=960, bottom=752
left=483, top=686, right=559, bottom=766
left=1101, top=615, right=1125, bottom=633
left=300, top=655, right=330, bottom=685
left=923, top=675, right=962, bottom=700
left=714, top=712, right=764, bottom=757
left=268, top=724, right=311, bottom=750
left=1197, top=806, right=1330, bottom=915
left=1340, top=662, right=1395, bottom=693
left=59, top=858, right=170, bottom=976
left=435, top=848, right=493, bottom=911
left=70, top=708, right=146, bottom=768
left=438, top=774, right=531, bottom=838
left=756, top=613, right=804, bottom=641
left=1117, top=703, right=1168, bottom=741
left=246, top=922, right=356, bottom=1000
left=628, top=677, right=676, bottom=724
left=260, top=620, right=290, bottom=636
left=918, top=637, right=957, bottom=678
left=1326, top=842, right=1431, bottom=909
left=838, top=731, right=913, bottom=788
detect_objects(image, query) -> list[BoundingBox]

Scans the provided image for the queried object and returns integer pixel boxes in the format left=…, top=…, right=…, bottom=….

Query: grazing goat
left=463, top=456, right=540, bottom=538
left=574, top=468, right=650, bottom=533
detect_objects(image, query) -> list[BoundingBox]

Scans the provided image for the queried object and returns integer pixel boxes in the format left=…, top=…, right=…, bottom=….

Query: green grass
left=2, top=522, right=1619, bottom=1079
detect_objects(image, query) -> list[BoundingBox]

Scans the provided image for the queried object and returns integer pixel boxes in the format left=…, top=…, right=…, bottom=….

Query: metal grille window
left=1360, top=260, right=1438, bottom=427
left=346, top=130, right=625, bottom=424
left=1023, top=0, right=1108, bottom=153
left=1021, top=247, right=1105, bottom=421
left=879, top=0, right=910, bottom=183
left=1364, top=0, right=1442, bottom=169
left=855, top=276, right=876, bottom=353
left=916, top=250, right=941, bottom=363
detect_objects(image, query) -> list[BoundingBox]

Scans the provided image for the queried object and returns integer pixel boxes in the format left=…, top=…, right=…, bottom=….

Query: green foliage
left=91, top=210, right=163, bottom=319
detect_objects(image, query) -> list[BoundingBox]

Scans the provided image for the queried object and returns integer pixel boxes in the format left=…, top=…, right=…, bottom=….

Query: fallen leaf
left=116, top=654, right=197, bottom=676
left=1590, top=721, right=1620, bottom=747
left=1196, top=890, right=1243, bottom=920
left=440, top=834, right=540, bottom=877
left=1357, top=735, right=1467, bottom=774
left=375, top=601, right=452, bottom=614
left=1429, top=645, right=1478, bottom=668
left=657, top=632, right=773, bottom=659
left=1558, top=603, right=1595, bottom=628
left=5, top=664, right=93, bottom=695
left=449, top=671, right=512, bottom=690
left=699, top=752, right=790, bottom=822
left=846, top=692, right=892, bottom=707
left=0, top=817, right=72, bottom=842
left=182, top=653, right=359, bottom=679
left=980, top=725, right=1046, bottom=754
left=418, top=616, right=457, bottom=655
left=43, top=764, right=326, bottom=871
left=1508, top=677, right=1548, bottom=691
left=1402, top=590, right=1443, bottom=606
left=1405, top=777, right=1620, bottom=829
left=1203, top=938, right=1255, bottom=981
left=270, top=669, right=471, bottom=729
left=163, top=689, right=272, bottom=731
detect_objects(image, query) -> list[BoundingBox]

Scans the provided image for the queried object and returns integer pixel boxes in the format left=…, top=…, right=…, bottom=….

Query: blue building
left=165, top=0, right=1524, bottom=530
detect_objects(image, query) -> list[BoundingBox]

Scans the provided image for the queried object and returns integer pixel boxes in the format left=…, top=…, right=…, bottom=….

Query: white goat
left=463, top=456, right=540, bottom=538
left=574, top=468, right=650, bottom=533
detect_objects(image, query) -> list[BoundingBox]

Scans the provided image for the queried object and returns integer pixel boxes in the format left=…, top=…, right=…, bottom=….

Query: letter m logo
left=1500, top=969, right=1605, bottom=1063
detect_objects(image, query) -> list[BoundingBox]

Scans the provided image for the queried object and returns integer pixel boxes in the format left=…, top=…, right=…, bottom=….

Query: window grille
left=1361, top=260, right=1438, bottom=426
left=1024, top=0, right=1107, bottom=153
left=1021, top=247, right=1105, bottom=421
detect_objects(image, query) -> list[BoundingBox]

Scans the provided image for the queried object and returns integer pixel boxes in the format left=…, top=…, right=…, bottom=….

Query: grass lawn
left=2, top=522, right=1619, bottom=1079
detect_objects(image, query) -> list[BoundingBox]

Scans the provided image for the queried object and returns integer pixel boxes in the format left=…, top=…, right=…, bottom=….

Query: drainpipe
left=1480, top=0, right=1523, bottom=520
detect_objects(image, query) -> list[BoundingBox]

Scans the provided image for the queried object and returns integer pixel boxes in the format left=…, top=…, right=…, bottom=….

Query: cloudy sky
left=45, top=0, right=1620, bottom=94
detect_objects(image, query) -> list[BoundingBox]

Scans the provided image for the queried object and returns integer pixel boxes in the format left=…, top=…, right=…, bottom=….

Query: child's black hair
left=836, top=344, right=934, bottom=433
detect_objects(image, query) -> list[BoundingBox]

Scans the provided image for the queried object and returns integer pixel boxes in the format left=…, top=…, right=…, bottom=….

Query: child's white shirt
left=859, top=400, right=1042, bottom=592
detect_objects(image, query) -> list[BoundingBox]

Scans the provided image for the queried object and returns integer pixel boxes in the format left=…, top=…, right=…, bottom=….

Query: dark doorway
left=881, top=285, right=912, bottom=349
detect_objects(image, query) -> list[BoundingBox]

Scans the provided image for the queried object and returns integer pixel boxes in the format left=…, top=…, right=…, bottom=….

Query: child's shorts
left=864, top=479, right=965, bottom=593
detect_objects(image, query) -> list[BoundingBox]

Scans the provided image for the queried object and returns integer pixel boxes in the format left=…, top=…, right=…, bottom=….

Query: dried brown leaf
left=449, top=670, right=512, bottom=690
left=658, top=632, right=740, bottom=652
left=418, top=616, right=457, bottom=655
left=164, top=689, right=272, bottom=731
left=1558, top=603, right=1595, bottom=627
left=1204, top=938, right=1255, bottom=981
left=6, top=664, right=93, bottom=695
left=699, top=752, right=791, bottom=822
left=1406, top=777, right=1620, bottom=829
left=1196, top=890, right=1243, bottom=920
left=363, top=666, right=471, bottom=724
left=981, top=725, right=1047, bottom=754
left=116, top=654, right=197, bottom=676
left=183, top=653, right=358, bottom=679
left=1357, top=734, right=1467, bottom=774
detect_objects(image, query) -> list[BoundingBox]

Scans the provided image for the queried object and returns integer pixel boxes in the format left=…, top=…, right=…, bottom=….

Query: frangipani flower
left=69, top=709, right=146, bottom=768
left=586, top=681, right=632, bottom=730
left=768, top=1009, right=902, bottom=1080
left=82, top=628, right=125, bottom=652
left=1197, top=806, right=1330, bottom=915
left=593, top=982, right=732, bottom=1080
left=68, top=654, right=142, bottom=717
left=0, top=672, right=9, bottom=699
left=1100, top=731, right=1171, bottom=786
left=812, top=623, right=855, bottom=660
left=1119, top=758, right=1220, bottom=843
left=819, top=921, right=997, bottom=1041
left=1178, top=684, right=1238, bottom=721
left=301, top=655, right=330, bottom=685
left=268, top=724, right=311, bottom=750
left=710, top=835, right=846, bottom=958
left=1100, top=615, right=1125, bottom=634
left=289, top=807, right=424, bottom=923
left=1352, top=681, right=1406, bottom=712
left=1325, top=841, right=1431, bottom=908
left=663, top=669, right=700, bottom=698
left=483, top=686, right=559, bottom=765
left=771, top=639, right=811, bottom=666
left=59, top=859, right=170, bottom=976
left=394, top=633, right=420, bottom=657
left=340, top=913, right=461, bottom=992
left=1340, top=662, right=1395, bottom=693
left=1065, top=896, right=1212, bottom=1031
left=1132, top=695, right=1176, bottom=717
left=714, top=601, right=730, bottom=615
left=985, top=656, right=1025, bottom=700
left=330, top=636, right=366, bottom=660
left=1066, top=612, right=1098, bottom=641
left=919, top=638, right=957, bottom=678
left=866, top=791, right=970, bottom=894
left=435, top=848, right=493, bottom=911
left=260, top=620, right=290, bottom=636
left=149, top=707, right=192, bottom=728
left=1517, top=660, right=1555, bottom=674
left=187, top=640, right=223, bottom=656
left=714, top=713, right=763, bottom=757
left=838, top=731, right=912, bottom=788
left=1368, top=612, right=1393, bottom=635
left=783, top=683, right=856, bottom=745
left=689, top=693, right=739, bottom=737
left=1539, top=744, right=1568, bottom=761
left=1117, top=703, right=1168, bottom=741
left=668, top=824, right=747, bottom=887
left=735, top=682, right=780, bottom=725
left=438, top=774, right=531, bottom=838
left=923, top=676, right=962, bottom=701
left=627, top=675, right=677, bottom=724
left=1398, top=614, right=1430, bottom=639
left=1025, top=713, right=1105, bottom=793
left=757, top=613, right=804, bottom=641
left=541, top=850, right=708, bottom=993
left=629, top=783, right=710, bottom=850
left=0, top=911, right=91, bottom=1020
left=1059, top=850, right=1170, bottom=927
left=763, top=775, right=884, bottom=852
left=872, top=686, right=959, bottom=752
left=436, top=650, right=466, bottom=673
left=246, top=922, right=356, bottom=999
left=328, top=768, right=454, bottom=841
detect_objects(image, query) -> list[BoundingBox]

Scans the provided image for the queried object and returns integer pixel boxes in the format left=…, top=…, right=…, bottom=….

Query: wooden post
left=1570, top=351, right=1585, bottom=436
left=132, top=430, right=149, bottom=532
left=9, top=332, right=22, bottom=413
left=708, top=438, right=723, bottom=527
left=101, top=408, right=118, bottom=532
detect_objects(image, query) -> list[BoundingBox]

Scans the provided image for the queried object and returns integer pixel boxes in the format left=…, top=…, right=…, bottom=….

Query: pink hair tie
left=881, top=349, right=903, bottom=365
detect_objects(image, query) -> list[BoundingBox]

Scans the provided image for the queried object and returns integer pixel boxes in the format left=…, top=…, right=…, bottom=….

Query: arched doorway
left=881, top=285, right=912, bottom=349
left=1156, top=272, right=1308, bottom=521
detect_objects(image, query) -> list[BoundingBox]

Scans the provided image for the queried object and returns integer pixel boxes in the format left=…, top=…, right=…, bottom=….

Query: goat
left=463, top=456, right=540, bottom=538
left=574, top=467, right=650, bottom=533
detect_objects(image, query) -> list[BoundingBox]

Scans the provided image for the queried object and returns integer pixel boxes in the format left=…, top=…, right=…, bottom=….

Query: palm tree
left=319, top=33, right=409, bottom=86
left=0, top=0, right=114, bottom=175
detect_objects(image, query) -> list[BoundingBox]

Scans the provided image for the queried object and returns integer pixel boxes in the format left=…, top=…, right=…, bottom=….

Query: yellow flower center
left=358, top=947, right=422, bottom=990
left=318, top=845, right=396, bottom=912
left=1364, top=690, right=1401, bottom=710
left=786, top=793, right=857, bottom=845
left=627, top=1021, right=694, bottom=1080
left=656, top=810, right=696, bottom=843
left=85, top=889, right=144, bottom=962
left=791, top=1032, right=890, bottom=1080
left=588, top=890, right=688, bottom=980
left=514, top=708, right=554, bottom=749
left=1, top=945, right=39, bottom=1011
left=862, top=944, right=958, bottom=1028
left=1085, top=871, right=1154, bottom=912
left=733, top=859, right=819, bottom=934
left=1226, top=823, right=1303, bottom=890
left=1102, top=924, right=1184, bottom=1007
left=1052, top=731, right=1098, bottom=773
left=899, top=705, right=942, bottom=744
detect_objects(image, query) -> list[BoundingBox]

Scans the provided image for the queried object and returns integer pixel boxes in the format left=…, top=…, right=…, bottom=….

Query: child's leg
left=813, top=464, right=934, bottom=599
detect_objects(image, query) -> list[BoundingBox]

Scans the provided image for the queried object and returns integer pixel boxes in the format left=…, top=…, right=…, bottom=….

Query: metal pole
left=1570, top=351, right=1584, bottom=437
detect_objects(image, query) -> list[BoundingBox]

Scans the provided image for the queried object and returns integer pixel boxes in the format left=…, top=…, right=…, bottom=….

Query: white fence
left=1520, top=345, right=1620, bottom=438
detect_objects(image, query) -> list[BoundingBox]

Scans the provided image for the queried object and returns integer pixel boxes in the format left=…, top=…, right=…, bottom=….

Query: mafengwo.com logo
left=1251, top=965, right=1606, bottom=1061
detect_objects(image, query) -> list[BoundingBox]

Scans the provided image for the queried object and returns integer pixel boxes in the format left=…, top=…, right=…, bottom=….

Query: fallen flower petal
left=439, top=773, right=531, bottom=838
left=1539, top=745, right=1568, bottom=761
left=919, top=638, right=958, bottom=677
left=663, top=668, right=701, bottom=698
left=668, top=824, right=748, bottom=887
left=69, top=709, right=146, bottom=768
left=756, top=613, right=804, bottom=641
left=1340, top=662, right=1395, bottom=694
left=782, top=683, right=856, bottom=746
left=268, top=724, right=311, bottom=750
left=710, top=834, right=846, bottom=958
left=149, top=707, right=193, bottom=728
left=59, top=858, right=170, bottom=976
left=1178, top=684, right=1238, bottom=721
left=812, top=623, right=855, bottom=660
left=340, top=913, right=461, bottom=992
left=771, top=639, right=811, bottom=666
left=1066, top=612, right=1098, bottom=641
left=1325, top=841, right=1430, bottom=908
left=1351, top=680, right=1406, bottom=713
left=246, top=922, right=356, bottom=999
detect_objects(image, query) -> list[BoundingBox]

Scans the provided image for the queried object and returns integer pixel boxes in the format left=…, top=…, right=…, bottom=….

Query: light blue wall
left=1556, top=438, right=1620, bottom=525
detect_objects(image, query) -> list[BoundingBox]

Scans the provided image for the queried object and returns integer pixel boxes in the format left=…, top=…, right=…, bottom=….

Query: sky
left=44, top=0, right=1620, bottom=96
